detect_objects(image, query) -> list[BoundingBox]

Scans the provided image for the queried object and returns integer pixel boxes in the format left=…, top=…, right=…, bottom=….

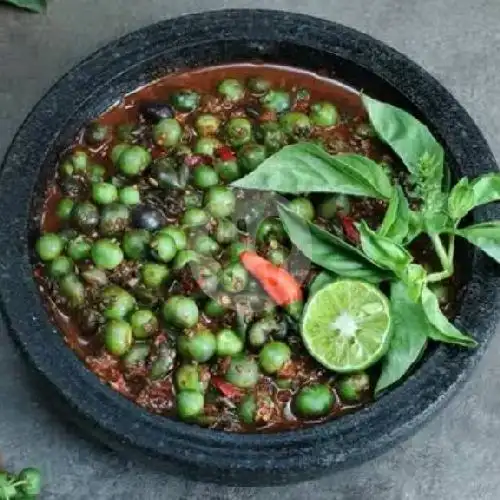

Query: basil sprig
left=234, top=93, right=499, bottom=393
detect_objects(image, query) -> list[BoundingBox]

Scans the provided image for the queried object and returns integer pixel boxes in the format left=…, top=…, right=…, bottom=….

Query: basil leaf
left=421, top=286, right=477, bottom=347
left=308, top=270, right=337, bottom=297
left=471, top=173, right=500, bottom=207
left=277, top=204, right=390, bottom=282
left=448, top=178, right=474, bottom=221
left=378, top=185, right=410, bottom=243
left=417, top=152, right=445, bottom=200
left=1, top=0, right=46, bottom=11
left=375, top=281, right=428, bottom=395
left=423, top=207, right=453, bottom=234
left=331, top=154, right=394, bottom=199
left=404, top=210, right=424, bottom=244
left=358, top=220, right=412, bottom=275
left=419, top=175, right=450, bottom=235
left=400, top=263, right=426, bottom=302
left=232, top=143, right=393, bottom=199
left=456, top=221, right=500, bottom=263
left=378, top=280, right=476, bottom=394
left=362, top=94, right=444, bottom=184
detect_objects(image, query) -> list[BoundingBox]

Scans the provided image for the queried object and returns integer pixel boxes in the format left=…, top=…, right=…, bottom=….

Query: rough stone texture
left=1, top=1, right=500, bottom=499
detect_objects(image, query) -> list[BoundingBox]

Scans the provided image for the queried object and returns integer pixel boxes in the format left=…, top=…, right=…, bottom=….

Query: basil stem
left=427, top=234, right=454, bottom=283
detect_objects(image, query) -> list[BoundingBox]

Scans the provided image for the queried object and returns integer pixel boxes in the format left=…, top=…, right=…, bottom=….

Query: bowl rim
left=1, top=8, right=500, bottom=482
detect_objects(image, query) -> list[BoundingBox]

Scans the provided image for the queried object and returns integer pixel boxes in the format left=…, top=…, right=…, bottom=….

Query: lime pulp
left=301, top=279, right=391, bottom=372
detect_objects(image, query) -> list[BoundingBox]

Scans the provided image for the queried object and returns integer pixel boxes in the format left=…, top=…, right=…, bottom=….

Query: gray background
left=1, top=0, right=499, bottom=498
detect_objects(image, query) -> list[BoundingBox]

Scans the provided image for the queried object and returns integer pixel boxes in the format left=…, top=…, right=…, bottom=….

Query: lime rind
left=302, top=279, right=392, bottom=372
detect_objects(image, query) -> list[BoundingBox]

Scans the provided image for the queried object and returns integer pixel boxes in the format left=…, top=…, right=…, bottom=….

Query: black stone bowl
left=1, top=9, right=499, bottom=486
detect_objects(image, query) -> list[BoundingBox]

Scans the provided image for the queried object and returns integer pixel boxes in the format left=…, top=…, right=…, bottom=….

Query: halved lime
left=302, top=279, right=391, bottom=372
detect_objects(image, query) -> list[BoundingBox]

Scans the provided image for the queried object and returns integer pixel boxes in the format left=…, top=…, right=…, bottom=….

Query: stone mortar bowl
left=0, top=9, right=499, bottom=486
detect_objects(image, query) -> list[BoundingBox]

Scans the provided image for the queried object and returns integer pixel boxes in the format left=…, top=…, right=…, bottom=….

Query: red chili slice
left=239, top=251, right=303, bottom=307
left=339, top=215, right=360, bottom=244
left=216, top=146, right=236, bottom=162
left=211, top=377, right=243, bottom=398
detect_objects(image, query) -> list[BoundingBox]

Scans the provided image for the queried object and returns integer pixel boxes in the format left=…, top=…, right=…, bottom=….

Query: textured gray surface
left=1, top=1, right=500, bottom=499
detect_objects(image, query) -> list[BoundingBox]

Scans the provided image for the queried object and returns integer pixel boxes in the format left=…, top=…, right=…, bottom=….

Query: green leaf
left=308, top=270, right=337, bottom=297
left=362, top=94, right=444, bottom=183
left=232, top=143, right=393, bottom=199
left=423, top=206, right=453, bottom=234
left=417, top=151, right=445, bottom=197
left=1, top=0, right=46, bottom=12
left=421, top=286, right=477, bottom=347
left=419, top=172, right=449, bottom=235
left=362, top=95, right=448, bottom=235
left=378, top=185, right=410, bottom=243
left=375, top=281, right=428, bottom=394
left=277, top=204, right=390, bottom=282
left=378, top=279, right=476, bottom=395
left=400, top=263, right=426, bottom=302
left=404, top=210, right=424, bottom=244
left=358, top=220, right=413, bottom=275
left=471, top=173, right=500, bottom=207
left=456, top=221, right=500, bottom=263
left=448, top=178, right=474, bottom=221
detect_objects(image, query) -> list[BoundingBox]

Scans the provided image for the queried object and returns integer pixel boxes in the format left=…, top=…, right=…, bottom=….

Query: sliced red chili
left=216, top=145, right=236, bottom=162
left=240, top=251, right=303, bottom=307
left=211, top=377, right=243, bottom=398
left=339, top=214, right=360, bottom=244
